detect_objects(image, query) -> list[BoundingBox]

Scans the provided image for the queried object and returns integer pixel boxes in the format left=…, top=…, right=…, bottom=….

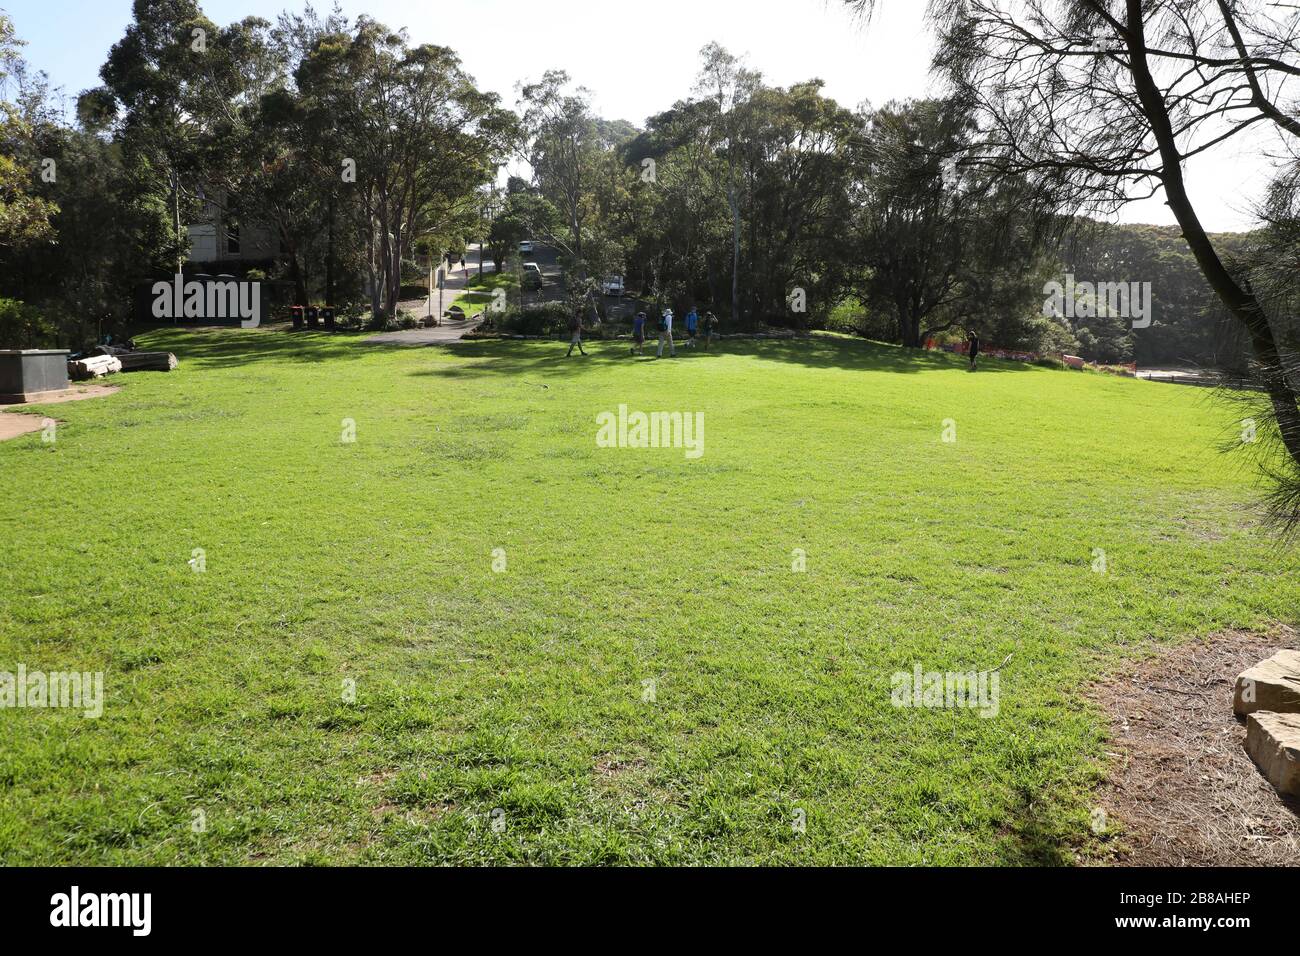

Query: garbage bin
left=322, top=307, right=336, bottom=330
left=305, top=306, right=319, bottom=328
left=291, top=305, right=304, bottom=329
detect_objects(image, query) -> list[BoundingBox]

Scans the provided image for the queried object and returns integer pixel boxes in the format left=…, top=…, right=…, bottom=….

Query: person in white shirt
left=656, top=308, right=676, bottom=358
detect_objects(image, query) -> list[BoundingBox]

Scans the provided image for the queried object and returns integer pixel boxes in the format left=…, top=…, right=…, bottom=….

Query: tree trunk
left=1125, top=0, right=1300, bottom=467
left=326, top=192, right=335, bottom=307
left=729, top=178, right=741, bottom=324
left=367, top=223, right=381, bottom=321
left=288, top=248, right=307, bottom=307
left=171, top=168, right=183, bottom=276
left=900, top=311, right=922, bottom=348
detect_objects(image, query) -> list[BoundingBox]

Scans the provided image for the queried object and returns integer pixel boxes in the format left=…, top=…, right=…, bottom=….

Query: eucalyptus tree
left=298, top=17, right=513, bottom=320
left=626, top=57, right=858, bottom=324
left=0, top=13, right=57, bottom=252
left=86, top=0, right=242, bottom=272
left=694, top=43, right=760, bottom=324
left=732, top=79, right=860, bottom=324
left=518, top=71, right=605, bottom=273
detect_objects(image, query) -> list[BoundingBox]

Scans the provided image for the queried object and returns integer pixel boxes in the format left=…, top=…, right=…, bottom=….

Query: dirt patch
left=0, top=413, right=51, bottom=441
left=593, top=754, right=648, bottom=778
left=0, top=385, right=120, bottom=441
left=1088, top=626, right=1300, bottom=865
left=0, top=384, right=119, bottom=408
left=356, top=768, right=399, bottom=787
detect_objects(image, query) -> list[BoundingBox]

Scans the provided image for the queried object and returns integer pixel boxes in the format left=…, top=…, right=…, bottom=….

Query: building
left=186, top=189, right=279, bottom=268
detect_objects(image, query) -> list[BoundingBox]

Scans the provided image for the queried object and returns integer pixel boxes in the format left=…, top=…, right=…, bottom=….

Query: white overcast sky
left=3, top=0, right=1281, bottom=230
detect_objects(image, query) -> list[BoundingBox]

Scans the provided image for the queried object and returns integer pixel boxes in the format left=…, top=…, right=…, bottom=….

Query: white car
left=519, top=240, right=535, bottom=256
left=602, top=275, right=625, bottom=296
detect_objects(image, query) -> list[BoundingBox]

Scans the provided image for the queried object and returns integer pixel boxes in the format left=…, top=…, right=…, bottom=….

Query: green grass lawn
left=447, top=271, right=517, bottom=317
left=1, top=329, right=1295, bottom=865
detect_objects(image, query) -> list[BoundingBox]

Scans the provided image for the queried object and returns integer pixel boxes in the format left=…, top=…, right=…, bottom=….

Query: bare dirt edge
left=1085, top=624, right=1300, bottom=866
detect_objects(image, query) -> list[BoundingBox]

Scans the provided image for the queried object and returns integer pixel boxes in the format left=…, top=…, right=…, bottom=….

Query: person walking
left=566, top=311, right=587, bottom=357
left=967, top=329, right=980, bottom=371
left=702, top=310, right=718, bottom=350
left=656, top=308, right=676, bottom=358
left=684, top=307, right=699, bottom=348
left=630, top=311, right=647, bottom=356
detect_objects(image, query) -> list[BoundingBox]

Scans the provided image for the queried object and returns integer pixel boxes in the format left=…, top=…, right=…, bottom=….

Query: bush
left=825, top=299, right=867, bottom=335
left=0, top=298, right=55, bottom=349
left=497, top=302, right=570, bottom=336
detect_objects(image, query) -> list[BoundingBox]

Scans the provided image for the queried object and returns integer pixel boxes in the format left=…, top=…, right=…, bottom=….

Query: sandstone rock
left=1245, top=712, right=1300, bottom=796
left=1232, top=649, right=1300, bottom=715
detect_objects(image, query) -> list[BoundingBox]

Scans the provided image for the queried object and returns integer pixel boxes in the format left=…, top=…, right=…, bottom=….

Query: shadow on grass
left=992, top=785, right=1079, bottom=865
left=136, top=325, right=375, bottom=370
left=410, top=335, right=1044, bottom=381
left=136, top=325, right=1050, bottom=379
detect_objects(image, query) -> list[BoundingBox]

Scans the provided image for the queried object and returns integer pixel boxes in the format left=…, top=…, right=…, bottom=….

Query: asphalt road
left=521, top=241, right=644, bottom=321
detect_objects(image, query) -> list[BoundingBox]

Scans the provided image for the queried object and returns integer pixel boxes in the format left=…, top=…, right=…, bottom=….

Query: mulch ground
left=1088, top=625, right=1300, bottom=865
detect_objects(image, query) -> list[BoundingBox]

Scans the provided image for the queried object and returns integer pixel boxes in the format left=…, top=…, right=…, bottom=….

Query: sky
left=1, top=0, right=1279, bottom=231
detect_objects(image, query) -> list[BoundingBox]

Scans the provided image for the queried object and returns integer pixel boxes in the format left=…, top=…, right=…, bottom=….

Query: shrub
left=497, top=302, right=570, bottom=336
left=0, top=298, right=55, bottom=349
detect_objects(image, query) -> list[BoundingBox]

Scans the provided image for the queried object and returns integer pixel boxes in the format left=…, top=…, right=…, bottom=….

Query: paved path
left=362, top=246, right=482, bottom=346
left=364, top=315, right=480, bottom=346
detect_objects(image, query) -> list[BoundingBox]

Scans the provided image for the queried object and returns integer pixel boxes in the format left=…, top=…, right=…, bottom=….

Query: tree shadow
left=408, top=335, right=1046, bottom=381
left=136, top=326, right=375, bottom=370
left=989, top=784, right=1080, bottom=866
left=135, top=326, right=1053, bottom=379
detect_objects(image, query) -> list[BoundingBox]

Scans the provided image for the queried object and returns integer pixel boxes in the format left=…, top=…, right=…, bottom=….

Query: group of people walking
left=566, top=306, right=720, bottom=358
left=629, top=307, right=718, bottom=358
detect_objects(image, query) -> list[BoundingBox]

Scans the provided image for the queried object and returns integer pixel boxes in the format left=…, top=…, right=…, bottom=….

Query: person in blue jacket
left=684, top=307, right=699, bottom=348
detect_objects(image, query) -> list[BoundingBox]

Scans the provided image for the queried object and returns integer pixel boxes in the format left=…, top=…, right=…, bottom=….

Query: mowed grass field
left=1, top=329, right=1296, bottom=865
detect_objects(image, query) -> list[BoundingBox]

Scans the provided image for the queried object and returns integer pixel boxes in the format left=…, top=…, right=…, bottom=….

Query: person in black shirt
left=967, top=330, right=980, bottom=371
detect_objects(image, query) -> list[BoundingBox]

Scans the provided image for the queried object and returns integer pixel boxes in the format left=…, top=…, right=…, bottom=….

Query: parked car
left=519, top=240, right=535, bottom=256
left=523, top=262, right=544, bottom=289
left=602, top=275, right=625, bottom=296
